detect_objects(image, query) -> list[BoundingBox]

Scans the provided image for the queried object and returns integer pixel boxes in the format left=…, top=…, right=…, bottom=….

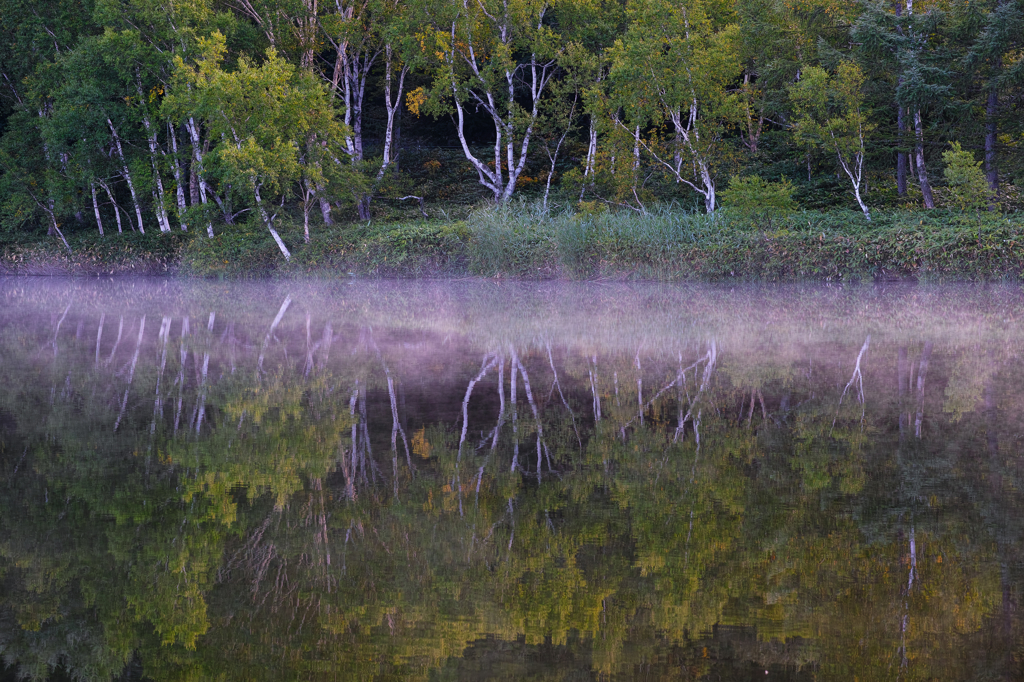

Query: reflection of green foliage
left=1, top=294, right=1024, bottom=681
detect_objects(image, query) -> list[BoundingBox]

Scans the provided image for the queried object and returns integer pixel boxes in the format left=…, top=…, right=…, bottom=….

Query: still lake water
left=1, top=277, right=1023, bottom=681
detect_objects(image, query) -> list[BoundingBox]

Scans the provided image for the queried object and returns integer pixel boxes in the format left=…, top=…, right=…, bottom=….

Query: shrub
left=719, top=175, right=798, bottom=226
left=942, top=142, right=996, bottom=212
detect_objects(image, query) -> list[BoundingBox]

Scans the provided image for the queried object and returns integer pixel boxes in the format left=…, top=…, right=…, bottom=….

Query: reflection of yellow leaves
left=412, top=427, right=431, bottom=459
left=406, top=87, right=427, bottom=117
left=636, top=552, right=665, bottom=576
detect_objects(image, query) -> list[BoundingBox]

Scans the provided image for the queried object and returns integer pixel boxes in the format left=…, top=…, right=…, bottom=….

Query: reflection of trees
left=1, top=290, right=1024, bottom=681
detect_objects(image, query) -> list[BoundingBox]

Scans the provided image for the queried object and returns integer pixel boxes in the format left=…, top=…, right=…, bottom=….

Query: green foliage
left=942, top=142, right=996, bottom=212
left=719, top=174, right=798, bottom=225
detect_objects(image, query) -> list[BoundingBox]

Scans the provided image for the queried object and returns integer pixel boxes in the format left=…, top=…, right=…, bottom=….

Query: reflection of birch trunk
left=589, top=355, right=602, bottom=422
left=174, top=317, right=190, bottom=434
left=114, top=316, right=145, bottom=431
left=194, top=313, right=214, bottom=434
left=318, top=323, right=333, bottom=372
left=358, top=383, right=373, bottom=484
left=675, top=342, right=717, bottom=443
left=311, top=477, right=332, bottom=576
left=457, top=354, right=497, bottom=514
left=510, top=349, right=519, bottom=472
left=151, top=316, right=171, bottom=434
left=105, top=316, right=124, bottom=366
left=344, top=386, right=359, bottom=500
left=635, top=349, right=644, bottom=426
left=258, top=295, right=292, bottom=373
left=382, top=354, right=412, bottom=490
left=477, top=355, right=506, bottom=499
left=303, top=313, right=318, bottom=377
left=834, top=335, right=870, bottom=430
left=94, top=313, right=105, bottom=368
left=51, top=301, right=71, bottom=358
left=898, top=346, right=909, bottom=439
left=513, top=351, right=546, bottom=483
left=914, top=341, right=932, bottom=439
left=546, top=343, right=580, bottom=447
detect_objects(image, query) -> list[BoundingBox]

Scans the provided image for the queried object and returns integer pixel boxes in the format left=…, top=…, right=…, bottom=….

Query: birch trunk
left=90, top=182, right=104, bottom=236
left=376, top=45, right=408, bottom=184
left=98, top=180, right=123, bottom=233
left=913, top=110, right=935, bottom=209
left=168, top=121, right=188, bottom=231
left=580, top=115, right=598, bottom=200
left=185, top=118, right=215, bottom=237
left=137, top=104, right=172, bottom=232
left=253, top=182, right=291, bottom=260
left=107, top=118, right=145, bottom=233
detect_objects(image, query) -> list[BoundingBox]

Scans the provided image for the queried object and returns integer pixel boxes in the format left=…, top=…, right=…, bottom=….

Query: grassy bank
left=3, top=205, right=1024, bottom=282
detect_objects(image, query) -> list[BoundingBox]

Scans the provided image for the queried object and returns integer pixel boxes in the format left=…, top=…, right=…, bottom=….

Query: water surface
left=1, top=278, right=1023, bottom=681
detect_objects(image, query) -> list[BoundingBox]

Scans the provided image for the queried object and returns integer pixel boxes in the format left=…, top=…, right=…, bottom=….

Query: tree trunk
left=985, top=82, right=999, bottom=196
left=108, top=118, right=146, bottom=233
left=168, top=121, right=188, bottom=231
left=913, top=110, right=935, bottom=209
left=253, top=181, right=291, bottom=260
left=91, top=182, right=104, bottom=236
left=98, top=180, right=123, bottom=234
left=185, top=118, right=215, bottom=237
left=138, top=107, right=172, bottom=232
left=580, top=115, right=598, bottom=200
left=897, top=105, right=908, bottom=195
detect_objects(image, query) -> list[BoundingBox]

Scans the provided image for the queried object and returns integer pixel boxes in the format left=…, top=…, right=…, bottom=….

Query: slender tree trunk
left=90, top=182, right=104, bottom=236
left=581, top=115, right=598, bottom=200
left=107, top=119, right=145, bottom=233
left=985, top=81, right=999, bottom=196
left=897, top=105, right=908, bottom=195
left=253, top=181, right=291, bottom=260
left=895, top=1, right=907, bottom=196
left=168, top=122, right=188, bottom=231
left=98, top=180, right=123, bottom=233
left=913, top=111, right=935, bottom=209
left=185, top=118, right=215, bottom=237
left=137, top=105, right=172, bottom=232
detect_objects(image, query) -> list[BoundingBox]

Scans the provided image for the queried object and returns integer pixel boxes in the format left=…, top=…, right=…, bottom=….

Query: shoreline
left=3, top=209, right=1023, bottom=283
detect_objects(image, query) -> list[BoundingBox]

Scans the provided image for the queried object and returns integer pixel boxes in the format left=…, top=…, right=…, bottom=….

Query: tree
left=607, top=0, right=741, bottom=212
left=414, top=0, right=564, bottom=204
left=165, top=33, right=357, bottom=260
left=790, top=63, right=874, bottom=220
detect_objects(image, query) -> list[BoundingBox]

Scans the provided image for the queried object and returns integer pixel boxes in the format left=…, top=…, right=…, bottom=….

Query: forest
left=0, top=0, right=1022, bottom=272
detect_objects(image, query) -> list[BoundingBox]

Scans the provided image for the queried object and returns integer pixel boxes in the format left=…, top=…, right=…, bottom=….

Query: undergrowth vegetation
left=6, top=201, right=1024, bottom=283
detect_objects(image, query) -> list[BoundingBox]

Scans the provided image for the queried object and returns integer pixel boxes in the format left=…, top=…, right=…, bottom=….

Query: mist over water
left=2, top=277, right=1023, bottom=681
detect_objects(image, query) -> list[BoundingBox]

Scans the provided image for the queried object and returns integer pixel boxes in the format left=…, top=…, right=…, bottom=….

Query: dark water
left=1, top=278, right=1023, bottom=681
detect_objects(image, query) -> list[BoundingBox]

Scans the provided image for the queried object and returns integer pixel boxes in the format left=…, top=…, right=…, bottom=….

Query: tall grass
left=464, top=201, right=1024, bottom=282
left=468, top=202, right=729, bottom=279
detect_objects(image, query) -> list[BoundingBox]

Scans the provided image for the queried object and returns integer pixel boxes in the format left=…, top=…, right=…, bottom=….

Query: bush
left=719, top=175, right=798, bottom=226
left=942, top=142, right=996, bottom=212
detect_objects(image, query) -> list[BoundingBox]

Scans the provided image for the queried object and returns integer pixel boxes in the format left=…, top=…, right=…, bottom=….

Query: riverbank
left=3, top=207, right=1024, bottom=282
